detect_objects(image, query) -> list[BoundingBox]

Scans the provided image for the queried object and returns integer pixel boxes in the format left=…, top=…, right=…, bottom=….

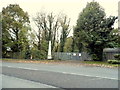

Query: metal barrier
left=53, top=52, right=92, bottom=61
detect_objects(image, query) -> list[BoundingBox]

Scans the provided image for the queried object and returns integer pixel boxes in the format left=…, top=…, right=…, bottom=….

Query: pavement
left=1, top=62, right=119, bottom=89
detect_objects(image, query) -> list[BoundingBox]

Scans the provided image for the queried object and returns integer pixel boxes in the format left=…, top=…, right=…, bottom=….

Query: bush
left=107, top=60, right=120, bottom=64
left=24, top=50, right=31, bottom=59
left=31, top=50, right=47, bottom=60
left=92, top=54, right=99, bottom=61
left=114, top=54, right=120, bottom=60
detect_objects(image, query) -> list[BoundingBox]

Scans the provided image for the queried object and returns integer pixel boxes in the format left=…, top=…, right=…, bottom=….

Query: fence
left=103, top=48, right=120, bottom=61
left=4, top=51, right=92, bottom=61
left=4, top=48, right=120, bottom=61
left=53, top=52, right=92, bottom=61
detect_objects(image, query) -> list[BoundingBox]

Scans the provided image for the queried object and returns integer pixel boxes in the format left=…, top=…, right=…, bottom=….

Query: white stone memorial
left=47, top=41, right=52, bottom=59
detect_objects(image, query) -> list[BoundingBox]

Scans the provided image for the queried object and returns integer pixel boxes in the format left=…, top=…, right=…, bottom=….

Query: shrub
left=92, top=54, right=99, bottom=61
left=31, top=50, right=47, bottom=60
left=107, top=60, right=120, bottom=64
left=114, top=54, right=120, bottom=60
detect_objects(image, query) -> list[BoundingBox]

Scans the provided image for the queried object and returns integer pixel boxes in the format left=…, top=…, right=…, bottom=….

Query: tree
left=33, top=12, right=46, bottom=51
left=74, top=2, right=117, bottom=61
left=59, top=15, right=70, bottom=52
left=2, top=4, right=30, bottom=56
left=73, top=27, right=87, bottom=52
left=33, top=12, right=60, bottom=51
left=64, top=36, right=73, bottom=52
left=47, top=13, right=60, bottom=51
left=33, top=12, right=60, bottom=59
left=33, top=12, right=71, bottom=59
left=107, top=28, right=120, bottom=47
left=0, top=12, right=2, bottom=58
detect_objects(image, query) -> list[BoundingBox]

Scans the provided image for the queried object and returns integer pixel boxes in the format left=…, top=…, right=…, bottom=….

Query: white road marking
left=90, top=77, right=103, bottom=81
left=3, top=65, right=118, bottom=80
left=62, top=71, right=118, bottom=80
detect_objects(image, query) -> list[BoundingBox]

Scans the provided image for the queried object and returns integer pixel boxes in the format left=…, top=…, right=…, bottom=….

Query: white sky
left=0, top=0, right=119, bottom=36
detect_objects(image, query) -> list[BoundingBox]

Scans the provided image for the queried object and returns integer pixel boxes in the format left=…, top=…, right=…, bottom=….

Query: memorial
left=47, top=41, right=52, bottom=59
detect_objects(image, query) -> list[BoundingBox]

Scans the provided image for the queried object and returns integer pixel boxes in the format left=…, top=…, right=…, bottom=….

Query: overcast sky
left=0, top=0, right=119, bottom=34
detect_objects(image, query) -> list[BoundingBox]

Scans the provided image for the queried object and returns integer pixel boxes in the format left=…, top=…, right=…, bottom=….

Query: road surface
left=1, top=62, right=119, bottom=89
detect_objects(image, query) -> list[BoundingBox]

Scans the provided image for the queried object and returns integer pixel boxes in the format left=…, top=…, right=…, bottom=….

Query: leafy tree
left=74, top=2, right=117, bottom=61
left=2, top=10, right=12, bottom=57
left=107, top=28, right=120, bottom=47
left=2, top=4, right=30, bottom=57
left=73, top=27, right=87, bottom=52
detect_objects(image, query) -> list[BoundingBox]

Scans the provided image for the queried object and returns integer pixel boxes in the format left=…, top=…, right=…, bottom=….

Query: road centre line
left=3, top=65, right=118, bottom=80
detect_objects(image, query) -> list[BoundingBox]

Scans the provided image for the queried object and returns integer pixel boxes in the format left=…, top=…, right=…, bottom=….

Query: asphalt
left=1, top=62, right=119, bottom=89
left=2, top=74, right=56, bottom=88
left=2, top=62, right=118, bottom=79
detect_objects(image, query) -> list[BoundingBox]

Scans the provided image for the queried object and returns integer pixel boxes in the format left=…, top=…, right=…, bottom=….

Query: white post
left=47, top=41, right=52, bottom=59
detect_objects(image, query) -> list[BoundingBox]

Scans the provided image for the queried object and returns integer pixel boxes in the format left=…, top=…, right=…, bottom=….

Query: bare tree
left=33, top=12, right=47, bottom=50
left=33, top=12, right=60, bottom=52
left=59, top=14, right=71, bottom=52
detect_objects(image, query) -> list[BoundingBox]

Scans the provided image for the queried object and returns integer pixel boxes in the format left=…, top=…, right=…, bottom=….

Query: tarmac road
left=2, top=74, right=56, bottom=88
left=1, top=62, right=119, bottom=89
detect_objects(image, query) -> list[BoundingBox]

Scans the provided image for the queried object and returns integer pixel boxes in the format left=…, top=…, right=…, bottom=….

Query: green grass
left=81, top=61, right=119, bottom=67
left=2, top=58, right=62, bottom=62
left=107, top=60, right=120, bottom=64
left=2, top=58, right=27, bottom=61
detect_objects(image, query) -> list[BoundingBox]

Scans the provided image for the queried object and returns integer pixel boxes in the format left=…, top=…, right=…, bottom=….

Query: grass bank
left=2, top=58, right=118, bottom=68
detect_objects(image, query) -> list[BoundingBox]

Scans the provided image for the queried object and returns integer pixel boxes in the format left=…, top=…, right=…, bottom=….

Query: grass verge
left=2, top=58, right=119, bottom=68
left=81, top=61, right=119, bottom=67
